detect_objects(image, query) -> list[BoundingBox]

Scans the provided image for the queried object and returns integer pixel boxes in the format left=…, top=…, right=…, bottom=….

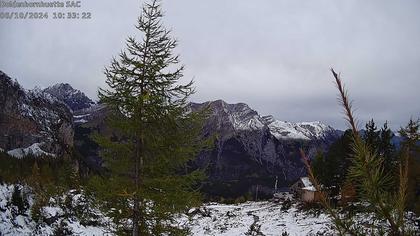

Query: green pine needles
left=301, top=69, right=418, bottom=235
left=90, top=0, right=206, bottom=235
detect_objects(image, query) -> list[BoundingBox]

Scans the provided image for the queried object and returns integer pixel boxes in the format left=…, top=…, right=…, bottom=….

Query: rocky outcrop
left=0, top=71, right=73, bottom=158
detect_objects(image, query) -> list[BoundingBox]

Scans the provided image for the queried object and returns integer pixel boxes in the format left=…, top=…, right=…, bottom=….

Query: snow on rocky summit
left=190, top=100, right=336, bottom=141
left=43, top=83, right=95, bottom=111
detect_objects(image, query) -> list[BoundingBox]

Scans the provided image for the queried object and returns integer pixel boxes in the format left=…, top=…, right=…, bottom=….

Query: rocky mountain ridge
left=190, top=100, right=336, bottom=141
left=0, top=71, right=73, bottom=158
left=43, top=83, right=95, bottom=111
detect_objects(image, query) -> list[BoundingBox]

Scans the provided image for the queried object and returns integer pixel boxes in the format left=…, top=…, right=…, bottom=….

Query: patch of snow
left=267, top=119, right=310, bottom=140
left=73, top=114, right=90, bottom=119
left=0, top=184, right=113, bottom=236
left=75, top=119, right=88, bottom=124
left=302, top=186, right=316, bottom=191
left=300, top=177, right=313, bottom=188
left=42, top=206, right=64, bottom=218
left=300, top=177, right=316, bottom=191
left=223, top=102, right=265, bottom=131
left=265, top=117, right=334, bottom=140
left=188, top=208, right=197, bottom=214
left=273, top=192, right=293, bottom=200
left=73, top=113, right=90, bottom=124
left=0, top=184, right=35, bottom=235
left=7, top=143, right=55, bottom=159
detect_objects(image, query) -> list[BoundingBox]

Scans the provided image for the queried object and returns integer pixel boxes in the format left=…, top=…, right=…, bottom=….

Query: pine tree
left=311, top=150, right=325, bottom=183
left=28, top=162, right=42, bottom=193
left=11, top=185, right=28, bottom=215
left=379, top=121, right=396, bottom=176
left=363, top=120, right=396, bottom=190
left=312, top=130, right=353, bottom=195
left=399, top=119, right=420, bottom=147
left=364, top=119, right=380, bottom=151
left=92, top=0, right=205, bottom=235
left=28, top=161, right=46, bottom=222
left=300, top=69, right=416, bottom=235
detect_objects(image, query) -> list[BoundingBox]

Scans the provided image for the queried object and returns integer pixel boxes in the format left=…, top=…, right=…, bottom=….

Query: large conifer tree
left=92, top=1, right=205, bottom=234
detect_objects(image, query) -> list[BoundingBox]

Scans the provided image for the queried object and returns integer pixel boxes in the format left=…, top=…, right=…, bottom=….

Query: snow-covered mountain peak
left=267, top=120, right=336, bottom=140
left=192, top=100, right=336, bottom=140
left=43, top=83, right=94, bottom=111
left=261, top=115, right=276, bottom=124
left=202, top=100, right=265, bottom=131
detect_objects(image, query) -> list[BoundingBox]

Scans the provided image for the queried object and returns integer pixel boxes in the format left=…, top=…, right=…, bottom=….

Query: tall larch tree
left=92, top=0, right=205, bottom=235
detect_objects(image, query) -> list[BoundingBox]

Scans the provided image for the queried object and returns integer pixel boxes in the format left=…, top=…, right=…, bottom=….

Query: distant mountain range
left=2, top=70, right=401, bottom=199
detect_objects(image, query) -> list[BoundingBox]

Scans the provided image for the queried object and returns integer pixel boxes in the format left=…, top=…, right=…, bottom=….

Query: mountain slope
left=0, top=71, right=73, bottom=158
left=190, top=100, right=340, bottom=199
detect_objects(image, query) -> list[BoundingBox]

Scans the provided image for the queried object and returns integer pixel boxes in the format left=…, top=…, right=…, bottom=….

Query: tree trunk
left=133, top=24, right=148, bottom=235
left=132, top=137, right=141, bottom=236
left=133, top=199, right=139, bottom=236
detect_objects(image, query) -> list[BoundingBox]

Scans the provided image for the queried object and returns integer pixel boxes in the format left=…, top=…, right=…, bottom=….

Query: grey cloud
left=1, top=0, right=419, bottom=130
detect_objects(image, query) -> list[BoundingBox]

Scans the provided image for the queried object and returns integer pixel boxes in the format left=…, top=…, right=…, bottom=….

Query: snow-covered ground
left=1, top=183, right=418, bottom=235
left=180, top=201, right=334, bottom=235
left=0, top=184, right=112, bottom=236
left=0, top=183, right=334, bottom=235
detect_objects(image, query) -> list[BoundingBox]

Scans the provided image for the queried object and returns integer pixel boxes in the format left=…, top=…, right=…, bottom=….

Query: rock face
left=43, top=83, right=95, bottom=111
left=0, top=71, right=74, bottom=158
left=189, top=100, right=340, bottom=199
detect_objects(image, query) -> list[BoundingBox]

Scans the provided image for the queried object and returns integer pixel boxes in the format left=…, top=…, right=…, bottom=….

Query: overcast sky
left=1, top=0, right=419, bottom=130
